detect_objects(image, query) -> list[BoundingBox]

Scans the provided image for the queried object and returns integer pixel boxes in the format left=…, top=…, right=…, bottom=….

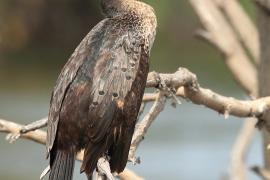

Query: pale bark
left=190, top=0, right=258, bottom=97
left=129, top=91, right=166, bottom=163
left=230, top=118, right=257, bottom=180
left=188, top=1, right=259, bottom=179
left=257, top=0, right=270, bottom=170
left=215, top=0, right=260, bottom=64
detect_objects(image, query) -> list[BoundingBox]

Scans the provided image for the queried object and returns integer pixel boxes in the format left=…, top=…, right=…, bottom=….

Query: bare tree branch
left=20, top=118, right=47, bottom=133
left=146, top=68, right=270, bottom=121
left=214, top=0, right=260, bottom=63
left=189, top=1, right=260, bottom=178
left=129, top=91, right=166, bottom=164
left=189, top=0, right=258, bottom=97
left=256, top=0, right=270, bottom=171
left=0, top=118, right=46, bottom=144
left=229, top=118, right=257, bottom=180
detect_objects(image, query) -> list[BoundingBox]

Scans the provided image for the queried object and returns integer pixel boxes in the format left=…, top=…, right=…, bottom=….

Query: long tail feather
left=49, top=150, right=75, bottom=180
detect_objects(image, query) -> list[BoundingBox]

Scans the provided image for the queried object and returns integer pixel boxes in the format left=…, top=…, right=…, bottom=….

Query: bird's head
left=100, top=0, right=137, bottom=18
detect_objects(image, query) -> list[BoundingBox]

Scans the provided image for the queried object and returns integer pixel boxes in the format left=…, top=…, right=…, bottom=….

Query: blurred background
left=0, top=0, right=262, bottom=179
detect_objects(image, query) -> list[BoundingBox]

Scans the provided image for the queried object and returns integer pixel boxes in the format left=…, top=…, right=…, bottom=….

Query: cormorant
left=46, top=0, right=157, bottom=179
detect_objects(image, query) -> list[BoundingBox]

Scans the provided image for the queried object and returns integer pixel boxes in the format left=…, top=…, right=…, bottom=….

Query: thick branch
left=147, top=68, right=269, bottom=119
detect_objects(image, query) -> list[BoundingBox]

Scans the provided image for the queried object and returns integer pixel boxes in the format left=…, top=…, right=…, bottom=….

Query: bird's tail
left=49, top=150, right=75, bottom=180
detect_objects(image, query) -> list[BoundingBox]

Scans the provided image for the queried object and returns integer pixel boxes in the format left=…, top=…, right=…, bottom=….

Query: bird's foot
left=152, top=72, right=182, bottom=107
left=96, top=157, right=115, bottom=180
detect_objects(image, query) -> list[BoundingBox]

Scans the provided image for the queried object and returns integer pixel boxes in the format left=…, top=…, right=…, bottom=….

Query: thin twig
left=20, top=118, right=47, bottom=133
left=229, top=118, right=257, bottom=180
left=129, top=91, right=166, bottom=163
left=0, top=119, right=46, bottom=144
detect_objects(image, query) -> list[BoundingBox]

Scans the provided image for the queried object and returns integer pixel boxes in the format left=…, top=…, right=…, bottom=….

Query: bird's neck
left=101, top=0, right=139, bottom=17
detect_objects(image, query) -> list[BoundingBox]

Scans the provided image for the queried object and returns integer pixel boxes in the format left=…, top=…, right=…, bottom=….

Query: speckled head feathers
left=100, top=0, right=157, bottom=50
left=100, top=0, right=156, bottom=20
left=101, top=0, right=135, bottom=17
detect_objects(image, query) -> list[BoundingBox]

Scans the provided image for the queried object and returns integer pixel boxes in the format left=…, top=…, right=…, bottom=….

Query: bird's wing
left=46, top=19, right=110, bottom=155
left=86, top=24, right=148, bottom=143
left=80, top=19, right=150, bottom=174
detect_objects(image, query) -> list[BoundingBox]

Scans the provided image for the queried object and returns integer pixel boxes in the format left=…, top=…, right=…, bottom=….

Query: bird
left=46, top=0, right=157, bottom=179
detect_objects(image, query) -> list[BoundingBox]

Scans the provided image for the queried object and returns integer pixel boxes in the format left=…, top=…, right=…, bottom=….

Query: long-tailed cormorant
left=46, top=0, right=157, bottom=179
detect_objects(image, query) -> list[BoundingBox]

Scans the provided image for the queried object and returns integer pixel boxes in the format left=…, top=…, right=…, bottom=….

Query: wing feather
left=87, top=29, right=144, bottom=143
left=46, top=19, right=110, bottom=154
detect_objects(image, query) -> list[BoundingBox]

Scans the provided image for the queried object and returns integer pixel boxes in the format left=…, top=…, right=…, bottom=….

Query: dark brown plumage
left=46, top=0, right=157, bottom=179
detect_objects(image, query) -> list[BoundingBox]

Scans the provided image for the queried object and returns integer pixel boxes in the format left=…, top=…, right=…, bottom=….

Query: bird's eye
left=93, top=101, right=98, bottom=106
